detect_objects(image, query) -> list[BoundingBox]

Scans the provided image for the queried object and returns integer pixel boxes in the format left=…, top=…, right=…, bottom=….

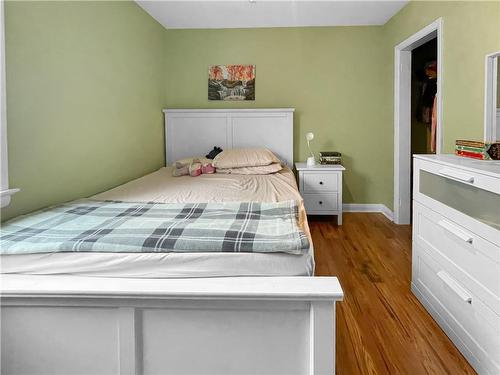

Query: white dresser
left=295, top=163, right=345, bottom=225
left=412, top=155, right=500, bottom=375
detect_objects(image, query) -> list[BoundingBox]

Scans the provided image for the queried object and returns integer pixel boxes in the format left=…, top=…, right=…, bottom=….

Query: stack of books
left=455, top=140, right=500, bottom=160
left=319, top=151, right=342, bottom=165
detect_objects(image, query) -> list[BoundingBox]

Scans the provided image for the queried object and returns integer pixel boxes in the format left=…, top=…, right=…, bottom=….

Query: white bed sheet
left=1, top=251, right=313, bottom=278
left=1, top=167, right=314, bottom=278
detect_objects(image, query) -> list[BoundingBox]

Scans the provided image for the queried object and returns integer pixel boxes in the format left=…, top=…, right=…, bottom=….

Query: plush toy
left=189, top=159, right=203, bottom=177
left=173, top=158, right=216, bottom=177
left=172, top=161, right=190, bottom=177
left=202, top=163, right=215, bottom=174
left=206, top=146, right=223, bottom=160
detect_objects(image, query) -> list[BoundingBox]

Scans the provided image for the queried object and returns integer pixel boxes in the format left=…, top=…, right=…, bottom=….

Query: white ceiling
left=136, top=0, right=408, bottom=30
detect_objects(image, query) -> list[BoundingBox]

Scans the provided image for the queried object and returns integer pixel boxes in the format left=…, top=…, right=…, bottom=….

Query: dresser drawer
left=414, top=158, right=500, bottom=236
left=414, top=202, right=500, bottom=314
left=414, top=244, right=500, bottom=374
left=302, top=173, right=338, bottom=193
left=416, top=158, right=500, bottom=195
left=303, top=193, right=338, bottom=212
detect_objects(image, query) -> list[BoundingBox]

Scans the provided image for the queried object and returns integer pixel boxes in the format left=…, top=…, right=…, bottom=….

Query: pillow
left=216, top=162, right=282, bottom=175
left=213, top=148, right=280, bottom=169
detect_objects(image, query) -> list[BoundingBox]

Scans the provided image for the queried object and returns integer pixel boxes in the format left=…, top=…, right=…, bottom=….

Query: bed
left=1, top=108, right=343, bottom=375
left=1, top=166, right=314, bottom=278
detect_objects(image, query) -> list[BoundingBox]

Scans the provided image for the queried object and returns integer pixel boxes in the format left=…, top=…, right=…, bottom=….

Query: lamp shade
left=305, top=132, right=314, bottom=141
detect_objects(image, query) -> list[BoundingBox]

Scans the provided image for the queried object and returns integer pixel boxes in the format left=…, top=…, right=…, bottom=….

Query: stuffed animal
left=206, top=146, right=223, bottom=159
left=172, top=161, right=190, bottom=177
left=189, top=159, right=203, bottom=177
left=202, top=163, right=215, bottom=174
left=172, top=158, right=216, bottom=177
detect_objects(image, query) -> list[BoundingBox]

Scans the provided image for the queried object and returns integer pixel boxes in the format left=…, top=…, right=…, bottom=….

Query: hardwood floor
left=310, top=213, right=476, bottom=375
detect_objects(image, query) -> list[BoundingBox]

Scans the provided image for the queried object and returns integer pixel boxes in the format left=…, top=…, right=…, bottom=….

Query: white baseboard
left=343, top=204, right=394, bottom=221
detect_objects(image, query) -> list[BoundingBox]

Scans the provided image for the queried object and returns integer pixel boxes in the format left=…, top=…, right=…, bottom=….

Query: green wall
left=3, top=1, right=166, bottom=220
left=164, top=1, right=500, bottom=209
left=164, top=27, right=394, bottom=207
left=385, top=1, right=500, bottom=153
left=4, top=1, right=499, bottom=219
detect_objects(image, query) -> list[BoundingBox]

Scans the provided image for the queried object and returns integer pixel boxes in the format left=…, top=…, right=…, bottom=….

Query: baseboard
left=342, top=204, right=394, bottom=221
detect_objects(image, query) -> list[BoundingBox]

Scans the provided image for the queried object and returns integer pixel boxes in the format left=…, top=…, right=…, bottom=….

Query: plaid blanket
left=0, top=200, right=309, bottom=255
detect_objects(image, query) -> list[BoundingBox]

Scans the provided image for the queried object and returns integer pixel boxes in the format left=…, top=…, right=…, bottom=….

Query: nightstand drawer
left=303, top=173, right=338, bottom=193
left=303, top=193, right=338, bottom=212
left=295, top=162, right=344, bottom=223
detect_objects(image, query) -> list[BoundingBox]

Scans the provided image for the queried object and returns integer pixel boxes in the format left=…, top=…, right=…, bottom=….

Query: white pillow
left=216, top=162, right=283, bottom=175
left=213, top=148, right=280, bottom=169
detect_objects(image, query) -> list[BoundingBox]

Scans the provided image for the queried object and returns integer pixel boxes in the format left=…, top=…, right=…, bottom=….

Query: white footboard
left=1, top=275, right=343, bottom=375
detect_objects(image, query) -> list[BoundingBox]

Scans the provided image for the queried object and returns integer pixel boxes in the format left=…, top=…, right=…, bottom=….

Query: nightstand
left=295, top=162, right=345, bottom=225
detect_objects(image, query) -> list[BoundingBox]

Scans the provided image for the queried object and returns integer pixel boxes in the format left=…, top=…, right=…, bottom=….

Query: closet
left=410, top=38, right=437, bottom=218
left=411, top=38, right=438, bottom=155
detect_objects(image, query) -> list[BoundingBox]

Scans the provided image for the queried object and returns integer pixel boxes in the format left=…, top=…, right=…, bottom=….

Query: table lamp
left=306, top=132, right=315, bottom=167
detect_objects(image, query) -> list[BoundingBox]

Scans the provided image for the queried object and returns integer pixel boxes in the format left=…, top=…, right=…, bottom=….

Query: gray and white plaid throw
left=0, top=200, right=309, bottom=255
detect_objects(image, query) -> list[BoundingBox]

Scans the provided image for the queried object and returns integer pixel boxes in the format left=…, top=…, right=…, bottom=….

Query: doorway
left=410, top=38, right=437, bottom=218
left=394, top=18, right=443, bottom=225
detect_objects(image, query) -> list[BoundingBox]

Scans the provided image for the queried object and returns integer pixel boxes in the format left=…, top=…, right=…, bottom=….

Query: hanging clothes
left=431, top=94, right=437, bottom=153
left=416, top=61, right=437, bottom=124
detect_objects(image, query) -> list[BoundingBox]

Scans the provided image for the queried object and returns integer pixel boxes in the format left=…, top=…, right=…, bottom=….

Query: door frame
left=393, top=18, right=443, bottom=224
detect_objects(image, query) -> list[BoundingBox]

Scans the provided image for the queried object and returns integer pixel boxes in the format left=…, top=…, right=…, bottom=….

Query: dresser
left=412, top=155, right=500, bottom=375
left=295, top=163, right=345, bottom=225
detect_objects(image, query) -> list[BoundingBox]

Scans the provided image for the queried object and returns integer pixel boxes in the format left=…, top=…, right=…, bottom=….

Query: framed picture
left=208, top=65, right=255, bottom=101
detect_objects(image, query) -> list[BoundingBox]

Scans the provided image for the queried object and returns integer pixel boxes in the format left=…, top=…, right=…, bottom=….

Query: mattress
left=1, top=166, right=314, bottom=278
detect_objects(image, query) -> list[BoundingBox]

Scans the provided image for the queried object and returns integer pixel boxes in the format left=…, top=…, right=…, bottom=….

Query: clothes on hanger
left=431, top=94, right=437, bottom=153
left=416, top=60, right=437, bottom=124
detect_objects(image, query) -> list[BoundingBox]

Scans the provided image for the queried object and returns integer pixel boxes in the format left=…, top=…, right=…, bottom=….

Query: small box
left=319, top=151, right=342, bottom=165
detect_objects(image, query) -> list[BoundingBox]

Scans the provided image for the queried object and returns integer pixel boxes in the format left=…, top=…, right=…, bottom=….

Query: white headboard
left=163, top=109, right=295, bottom=167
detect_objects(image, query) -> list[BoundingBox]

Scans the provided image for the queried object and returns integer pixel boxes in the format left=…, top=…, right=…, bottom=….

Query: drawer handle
left=437, top=271, right=472, bottom=304
left=319, top=181, right=324, bottom=185
left=438, top=168, right=474, bottom=184
left=438, top=220, right=473, bottom=244
left=319, top=201, right=323, bottom=205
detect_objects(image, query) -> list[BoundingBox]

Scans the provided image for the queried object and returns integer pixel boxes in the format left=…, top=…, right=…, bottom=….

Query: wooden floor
left=310, top=213, right=476, bottom=375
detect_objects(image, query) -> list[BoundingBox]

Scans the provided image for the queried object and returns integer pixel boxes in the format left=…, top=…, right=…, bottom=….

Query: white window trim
left=0, top=0, right=19, bottom=208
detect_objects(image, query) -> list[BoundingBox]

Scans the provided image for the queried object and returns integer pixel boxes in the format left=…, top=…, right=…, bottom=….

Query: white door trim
left=484, top=51, right=500, bottom=143
left=394, top=18, right=443, bottom=224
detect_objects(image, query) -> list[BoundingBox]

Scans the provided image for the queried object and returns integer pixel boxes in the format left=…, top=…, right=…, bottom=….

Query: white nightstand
left=295, top=162, right=345, bottom=225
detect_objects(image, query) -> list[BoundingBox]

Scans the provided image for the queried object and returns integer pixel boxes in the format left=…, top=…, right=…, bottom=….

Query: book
left=454, top=140, right=500, bottom=160
left=455, top=149, right=486, bottom=160
left=319, top=151, right=341, bottom=157
left=319, top=151, right=342, bottom=165
left=456, top=140, right=486, bottom=148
